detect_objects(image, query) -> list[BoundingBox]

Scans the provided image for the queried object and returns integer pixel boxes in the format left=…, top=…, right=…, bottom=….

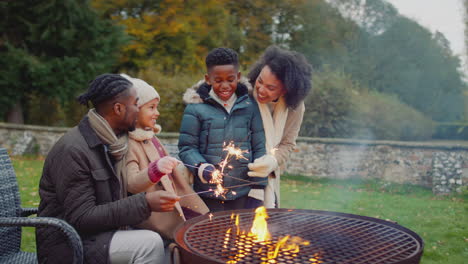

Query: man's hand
left=247, top=154, right=278, bottom=177
left=145, top=190, right=180, bottom=212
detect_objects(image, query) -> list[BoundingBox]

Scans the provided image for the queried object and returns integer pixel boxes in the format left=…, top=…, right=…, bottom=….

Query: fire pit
left=174, top=208, right=423, bottom=264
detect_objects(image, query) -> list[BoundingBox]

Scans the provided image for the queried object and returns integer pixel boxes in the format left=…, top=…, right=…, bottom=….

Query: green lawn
left=12, top=156, right=468, bottom=263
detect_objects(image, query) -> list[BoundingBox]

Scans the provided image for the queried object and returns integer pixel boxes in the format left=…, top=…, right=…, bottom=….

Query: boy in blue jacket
left=178, top=47, right=266, bottom=212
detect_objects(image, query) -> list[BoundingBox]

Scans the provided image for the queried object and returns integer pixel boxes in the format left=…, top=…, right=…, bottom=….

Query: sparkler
left=178, top=143, right=278, bottom=199
left=180, top=141, right=253, bottom=198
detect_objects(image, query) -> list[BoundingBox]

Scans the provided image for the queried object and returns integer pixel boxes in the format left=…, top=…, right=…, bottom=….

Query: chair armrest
left=20, top=207, right=38, bottom=217
left=0, top=216, right=83, bottom=264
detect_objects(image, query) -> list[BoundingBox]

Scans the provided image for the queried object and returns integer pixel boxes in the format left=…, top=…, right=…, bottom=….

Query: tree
left=328, top=0, right=398, bottom=35
left=368, top=17, right=466, bottom=121
left=91, top=0, right=237, bottom=73
left=0, top=0, right=128, bottom=124
left=464, top=0, right=468, bottom=76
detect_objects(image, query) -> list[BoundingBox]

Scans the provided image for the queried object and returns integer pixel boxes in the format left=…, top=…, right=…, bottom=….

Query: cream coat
left=126, top=129, right=209, bottom=238
left=253, top=90, right=305, bottom=208
left=266, top=102, right=305, bottom=208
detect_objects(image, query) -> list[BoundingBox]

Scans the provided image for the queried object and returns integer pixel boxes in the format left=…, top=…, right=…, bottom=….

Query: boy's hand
left=145, top=190, right=180, bottom=212
left=198, top=163, right=216, bottom=183
left=247, top=154, right=278, bottom=177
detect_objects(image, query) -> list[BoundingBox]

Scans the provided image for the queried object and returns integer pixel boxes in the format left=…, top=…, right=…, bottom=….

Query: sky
left=385, top=0, right=467, bottom=73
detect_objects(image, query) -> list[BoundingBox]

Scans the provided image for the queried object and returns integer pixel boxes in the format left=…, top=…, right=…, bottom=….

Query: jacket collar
left=78, top=116, right=104, bottom=149
left=183, top=77, right=253, bottom=105
left=129, top=128, right=154, bottom=142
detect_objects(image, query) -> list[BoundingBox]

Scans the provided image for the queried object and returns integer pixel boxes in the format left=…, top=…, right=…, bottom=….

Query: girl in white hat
left=122, top=74, right=209, bottom=240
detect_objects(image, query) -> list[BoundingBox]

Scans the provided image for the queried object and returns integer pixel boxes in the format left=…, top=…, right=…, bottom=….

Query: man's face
left=205, top=64, right=240, bottom=101
left=120, top=87, right=139, bottom=132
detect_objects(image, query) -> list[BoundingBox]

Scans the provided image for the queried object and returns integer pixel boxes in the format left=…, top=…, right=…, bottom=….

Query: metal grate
left=175, top=209, right=423, bottom=264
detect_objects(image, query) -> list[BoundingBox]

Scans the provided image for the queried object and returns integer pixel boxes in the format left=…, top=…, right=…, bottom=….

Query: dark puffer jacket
left=178, top=80, right=266, bottom=200
left=36, top=117, right=151, bottom=264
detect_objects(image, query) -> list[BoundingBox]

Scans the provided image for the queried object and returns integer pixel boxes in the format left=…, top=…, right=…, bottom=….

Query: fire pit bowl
left=174, top=208, right=423, bottom=264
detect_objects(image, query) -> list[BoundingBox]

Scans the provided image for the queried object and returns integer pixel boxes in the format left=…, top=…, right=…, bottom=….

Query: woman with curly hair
left=247, top=45, right=313, bottom=208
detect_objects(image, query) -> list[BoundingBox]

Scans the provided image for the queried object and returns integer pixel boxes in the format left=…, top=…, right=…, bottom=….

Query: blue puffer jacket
left=178, top=79, right=266, bottom=200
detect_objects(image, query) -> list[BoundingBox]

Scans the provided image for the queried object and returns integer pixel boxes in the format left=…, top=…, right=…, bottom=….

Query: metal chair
left=0, top=148, right=83, bottom=263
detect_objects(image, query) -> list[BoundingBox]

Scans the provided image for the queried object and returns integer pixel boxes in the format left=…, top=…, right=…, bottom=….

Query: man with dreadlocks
left=36, top=73, right=180, bottom=264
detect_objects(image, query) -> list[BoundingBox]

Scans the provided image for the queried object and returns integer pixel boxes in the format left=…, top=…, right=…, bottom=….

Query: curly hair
left=77, top=73, right=132, bottom=108
left=247, top=46, right=312, bottom=110
left=205, top=47, right=239, bottom=71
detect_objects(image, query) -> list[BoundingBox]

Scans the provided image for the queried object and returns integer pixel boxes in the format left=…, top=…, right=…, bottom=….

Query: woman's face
left=137, top=98, right=160, bottom=129
left=255, top=65, right=286, bottom=104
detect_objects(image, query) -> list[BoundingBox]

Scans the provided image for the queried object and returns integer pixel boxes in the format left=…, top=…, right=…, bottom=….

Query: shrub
left=349, top=91, right=434, bottom=140
left=301, top=68, right=435, bottom=140
left=433, top=123, right=468, bottom=140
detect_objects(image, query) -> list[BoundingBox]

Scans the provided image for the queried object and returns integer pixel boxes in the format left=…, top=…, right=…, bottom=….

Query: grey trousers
left=109, top=229, right=165, bottom=264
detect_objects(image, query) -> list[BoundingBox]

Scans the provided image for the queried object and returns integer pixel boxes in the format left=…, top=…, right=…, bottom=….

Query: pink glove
left=148, top=156, right=180, bottom=183
left=157, top=156, right=180, bottom=174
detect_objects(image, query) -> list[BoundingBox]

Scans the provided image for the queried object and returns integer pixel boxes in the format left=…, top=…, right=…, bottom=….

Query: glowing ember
left=309, top=252, right=323, bottom=263
left=223, top=228, right=231, bottom=249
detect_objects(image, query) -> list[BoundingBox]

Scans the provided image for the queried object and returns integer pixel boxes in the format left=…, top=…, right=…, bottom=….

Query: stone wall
left=1, top=122, right=467, bottom=194
left=288, top=138, right=468, bottom=194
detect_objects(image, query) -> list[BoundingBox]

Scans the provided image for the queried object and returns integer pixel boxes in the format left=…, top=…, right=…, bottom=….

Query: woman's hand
left=247, top=154, right=278, bottom=177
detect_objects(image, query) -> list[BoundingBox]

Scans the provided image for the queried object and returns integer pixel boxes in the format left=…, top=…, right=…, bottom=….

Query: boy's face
left=205, top=64, right=240, bottom=101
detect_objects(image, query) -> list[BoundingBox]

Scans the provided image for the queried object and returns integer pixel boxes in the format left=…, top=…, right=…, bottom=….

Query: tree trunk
left=6, top=102, right=24, bottom=124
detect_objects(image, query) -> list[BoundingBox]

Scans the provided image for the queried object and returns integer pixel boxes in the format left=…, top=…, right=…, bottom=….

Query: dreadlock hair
left=247, top=46, right=313, bottom=110
left=77, top=73, right=132, bottom=110
left=205, top=47, right=239, bottom=72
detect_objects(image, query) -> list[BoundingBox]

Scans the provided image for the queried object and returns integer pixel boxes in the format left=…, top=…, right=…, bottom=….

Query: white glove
left=156, top=156, right=180, bottom=174
left=247, top=154, right=278, bottom=177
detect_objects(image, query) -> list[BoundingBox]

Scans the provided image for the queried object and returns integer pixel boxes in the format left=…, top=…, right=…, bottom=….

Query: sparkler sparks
left=178, top=141, right=267, bottom=198
left=207, top=141, right=250, bottom=198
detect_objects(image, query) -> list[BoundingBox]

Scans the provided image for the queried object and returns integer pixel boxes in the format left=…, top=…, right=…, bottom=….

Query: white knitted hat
left=120, top=74, right=160, bottom=107
left=121, top=73, right=162, bottom=133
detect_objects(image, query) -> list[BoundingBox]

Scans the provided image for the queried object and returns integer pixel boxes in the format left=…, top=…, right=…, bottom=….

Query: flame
left=208, top=213, right=213, bottom=221
left=267, top=235, right=311, bottom=260
left=249, top=206, right=271, bottom=242
left=220, top=208, right=319, bottom=263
